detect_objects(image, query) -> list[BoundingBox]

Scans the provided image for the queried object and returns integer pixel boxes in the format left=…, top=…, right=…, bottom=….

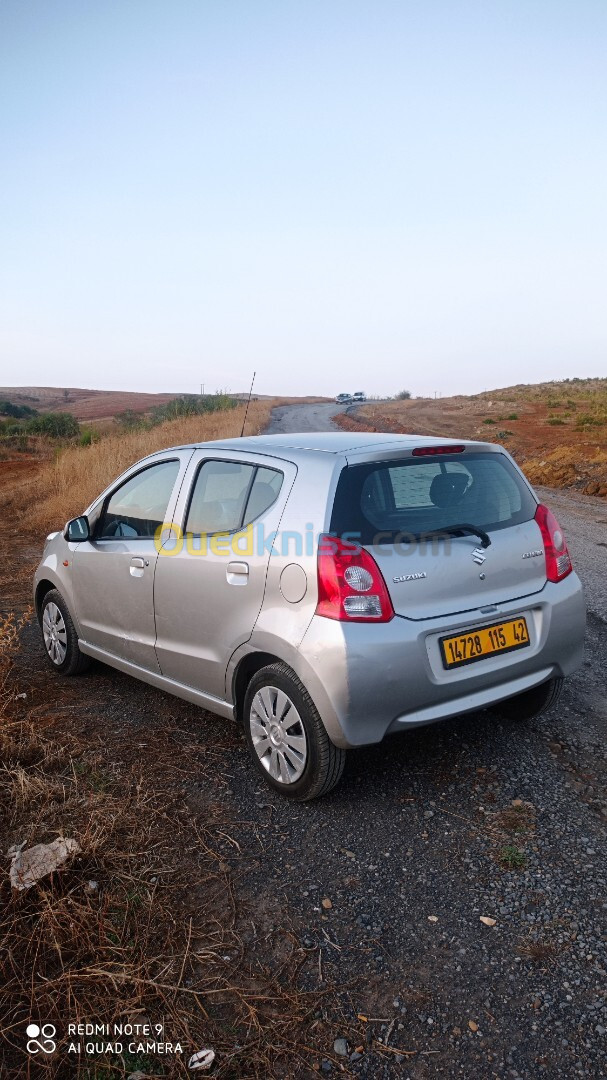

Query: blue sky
left=1, top=1, right=606, bottom=397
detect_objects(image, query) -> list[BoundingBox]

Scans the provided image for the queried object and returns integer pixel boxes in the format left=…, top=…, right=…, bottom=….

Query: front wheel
left=491, top=676, right=563, bottom=721
left=40, top=589, right=90, bottom=676
left=243, top=662, right=346, bottom=801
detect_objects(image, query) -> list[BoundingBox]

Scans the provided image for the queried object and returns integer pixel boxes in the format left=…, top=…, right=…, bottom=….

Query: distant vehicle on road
left=352, top=391, right=366, bottom=402
left=35, top=431, right=585, bottom=801
left=335, top=392, right=352, bottom=403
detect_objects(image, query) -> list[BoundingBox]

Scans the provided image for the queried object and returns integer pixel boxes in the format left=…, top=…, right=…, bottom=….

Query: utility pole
left=200, top=383, right=205, bottom=396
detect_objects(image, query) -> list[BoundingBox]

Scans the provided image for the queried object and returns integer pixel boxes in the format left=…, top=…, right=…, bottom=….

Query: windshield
left=330, top=452, right=537, bottom=545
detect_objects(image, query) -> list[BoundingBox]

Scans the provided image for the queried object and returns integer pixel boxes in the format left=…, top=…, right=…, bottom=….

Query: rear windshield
left=330, top=452, right=537, bottom=545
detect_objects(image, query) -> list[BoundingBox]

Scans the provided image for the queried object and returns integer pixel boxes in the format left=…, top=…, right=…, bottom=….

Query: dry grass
left=29, top=399, right=274, bottom=534
left=517, top=939, right=563, bottom=966
left=0, top=615, right=341, bottom=1078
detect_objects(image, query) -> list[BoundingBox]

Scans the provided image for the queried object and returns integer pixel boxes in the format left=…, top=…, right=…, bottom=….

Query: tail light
left=412, top=444, right=465, bottom=456
left=316, top=535, right=394, bottom=622
left=534, top=504, right=572, bottom=583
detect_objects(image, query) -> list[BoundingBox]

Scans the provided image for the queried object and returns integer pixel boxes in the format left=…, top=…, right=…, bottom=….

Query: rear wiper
left=422, top=523, right=492, bottom=549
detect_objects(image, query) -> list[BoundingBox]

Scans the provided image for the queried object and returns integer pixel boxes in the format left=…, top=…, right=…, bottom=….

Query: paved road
left=265, top=401, right=349, bottom=433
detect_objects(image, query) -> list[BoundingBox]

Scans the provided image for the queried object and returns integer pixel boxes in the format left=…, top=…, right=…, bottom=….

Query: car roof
left=164, top=432, right=494, bottom=456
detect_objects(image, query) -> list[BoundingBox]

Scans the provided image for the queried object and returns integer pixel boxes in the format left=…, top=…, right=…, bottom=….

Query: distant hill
left=0, top=386, right=185, bottom=422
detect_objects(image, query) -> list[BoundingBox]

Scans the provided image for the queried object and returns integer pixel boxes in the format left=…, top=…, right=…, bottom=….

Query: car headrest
left=429, top=471, right=470, bottom=508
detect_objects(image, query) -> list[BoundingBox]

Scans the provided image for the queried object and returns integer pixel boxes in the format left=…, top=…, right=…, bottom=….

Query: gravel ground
left=12, top=406, right=607, bottom=1078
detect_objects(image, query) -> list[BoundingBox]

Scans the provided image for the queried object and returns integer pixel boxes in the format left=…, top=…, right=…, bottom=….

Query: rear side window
left=185, top=460, right=283, bottom=535
left=330, top=453, right=536, bottom=544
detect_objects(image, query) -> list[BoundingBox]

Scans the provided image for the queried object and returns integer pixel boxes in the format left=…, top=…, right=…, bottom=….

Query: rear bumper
left=294, top=573, right=585, bottom=748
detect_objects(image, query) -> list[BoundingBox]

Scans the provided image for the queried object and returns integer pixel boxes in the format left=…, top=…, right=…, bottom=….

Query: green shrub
left=28, top=412, right=80, bottom=438
left=546, top=417, right=565, bottom=426
left=0, top=400, right=39, bottom=419
left=482, top=418, right=496, bottom=425
left=79, top=428, right=100, bottom=447
left=149, top=393, right=238, bottom=425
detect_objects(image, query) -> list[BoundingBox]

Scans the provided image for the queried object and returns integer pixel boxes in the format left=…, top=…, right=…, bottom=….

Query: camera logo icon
left=26, top=1023, right=57, bottom=1054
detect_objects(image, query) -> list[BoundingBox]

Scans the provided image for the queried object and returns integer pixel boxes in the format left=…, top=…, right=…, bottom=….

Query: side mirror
left=65, top=516, right=90, bottom=542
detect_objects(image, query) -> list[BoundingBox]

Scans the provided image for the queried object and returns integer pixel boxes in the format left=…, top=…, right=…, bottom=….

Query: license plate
left=440, top=617, right=530, bottom=669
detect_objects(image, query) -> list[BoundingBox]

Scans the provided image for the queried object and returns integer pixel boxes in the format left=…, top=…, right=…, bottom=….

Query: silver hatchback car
left=35, top=432, right=585, bottom=800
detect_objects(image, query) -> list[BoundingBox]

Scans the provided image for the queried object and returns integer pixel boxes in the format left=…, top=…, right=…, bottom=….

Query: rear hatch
left=330, top=448, right=547, bottom=620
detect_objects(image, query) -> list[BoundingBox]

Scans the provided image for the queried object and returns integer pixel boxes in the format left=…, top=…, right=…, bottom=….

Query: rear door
left=330, top=450, right=547, bottom=620
left=153, top=450, right=296, bottom=698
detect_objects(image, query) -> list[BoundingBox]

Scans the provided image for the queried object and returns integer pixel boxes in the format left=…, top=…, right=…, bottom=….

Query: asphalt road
left=265, top=401, right=351, bottom=433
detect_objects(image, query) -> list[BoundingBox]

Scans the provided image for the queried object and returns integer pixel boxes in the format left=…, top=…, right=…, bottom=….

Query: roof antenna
left=240, top=371, right=256, bottom=437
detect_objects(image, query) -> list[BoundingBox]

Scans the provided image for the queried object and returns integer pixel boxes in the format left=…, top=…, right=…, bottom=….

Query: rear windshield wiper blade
left=422, top=523, right=492, bottom=548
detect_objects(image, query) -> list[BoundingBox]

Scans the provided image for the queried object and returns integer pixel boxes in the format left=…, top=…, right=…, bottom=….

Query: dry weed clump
left=29, top=399, right=275, bottom=534
left=0, top=621, right=336, bottom=1078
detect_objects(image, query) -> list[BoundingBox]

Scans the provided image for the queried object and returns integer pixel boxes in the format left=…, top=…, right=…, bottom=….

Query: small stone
left=427, top=915, right=439, bottom=923
left=322, top=898, right=332, bottom=910
left=333, top=1039, right=348, bottom=1057
left=468, top=1020, right=479, bottom=1032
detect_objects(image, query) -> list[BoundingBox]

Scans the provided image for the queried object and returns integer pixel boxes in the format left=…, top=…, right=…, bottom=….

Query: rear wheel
left=491, top=676, right=563, bottom=721
left=40, top=589, right=90, bottom=676
left=243, top=662, right=346, bottom=801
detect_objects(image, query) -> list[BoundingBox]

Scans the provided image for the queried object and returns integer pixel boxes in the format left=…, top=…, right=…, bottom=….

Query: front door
left=72, top=454, right=190, bottom=669
left=153, top=450, right=294, bottom=699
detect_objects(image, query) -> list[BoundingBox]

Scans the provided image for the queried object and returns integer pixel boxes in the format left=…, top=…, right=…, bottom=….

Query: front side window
left=185, top=460, right=283, bottom=535
left=97, top=459, right=180, bottom=539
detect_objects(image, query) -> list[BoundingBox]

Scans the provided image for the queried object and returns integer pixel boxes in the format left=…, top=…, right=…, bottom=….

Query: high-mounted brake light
left=316, top=536, right=394, bottom=622
left=412, top=445, right=465, bottom=456
left=535, top=504, right=572, bottom=583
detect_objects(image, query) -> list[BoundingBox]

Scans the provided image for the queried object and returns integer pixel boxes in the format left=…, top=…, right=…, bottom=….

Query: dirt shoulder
left=337, top=381, right=607, bottom=497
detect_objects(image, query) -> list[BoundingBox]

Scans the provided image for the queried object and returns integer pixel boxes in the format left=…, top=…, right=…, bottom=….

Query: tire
left=40, top=589, right=90, bottom=676
left=243, top=662, right=346, bottom=801
left=491, top=676, right=563, bottom=721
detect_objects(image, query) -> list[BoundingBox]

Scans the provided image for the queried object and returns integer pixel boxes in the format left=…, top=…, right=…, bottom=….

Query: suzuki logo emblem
left=471, top=547, right=487, bottom=565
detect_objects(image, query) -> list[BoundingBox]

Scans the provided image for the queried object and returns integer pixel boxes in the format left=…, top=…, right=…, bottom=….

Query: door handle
left=227, top=561, right=249, bottom=585
left=130, top=556, right=148, bottom=577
